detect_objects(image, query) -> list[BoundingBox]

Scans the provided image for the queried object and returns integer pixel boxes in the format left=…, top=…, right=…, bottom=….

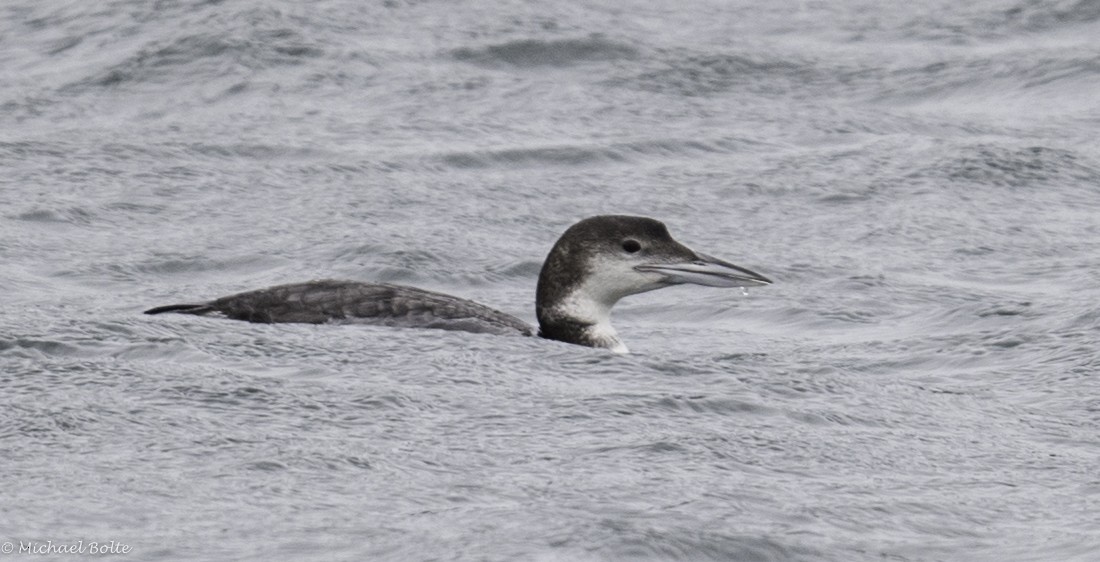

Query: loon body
left=145, top=215, right=771, bottom=351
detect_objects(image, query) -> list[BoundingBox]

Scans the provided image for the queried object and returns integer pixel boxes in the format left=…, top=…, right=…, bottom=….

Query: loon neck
left=536, top=289, right=629, bottom=352
left=536, top=314, right=628, bottom=353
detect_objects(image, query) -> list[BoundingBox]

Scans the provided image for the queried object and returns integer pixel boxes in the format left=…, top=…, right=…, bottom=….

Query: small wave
left=13, top=206, right=95, bottom=225
left=879, top=53, right=1100, bottom=105
left=849, top=0, right=1100, bottom=44
left=998, top=0, right=1100, bottom=32
left=244, top=460, right=288, bottom=471
left=916, top=144, right=1100, bottom=188
left=78, top=26, right=323, bottom=89
left=49, top=254, right=285, bottom=290
left=327, top=246, right=446, bottom=282
left=135, top=254, right=282, bottom=276
left=0, top=338, right=83, bottom=359
left=949, top=0, right=1100, bottom=37
left=602, top=529, right=818, bottom=562
left=787, top=409, right=888, bottom=428
left=182, top=141, right=325, bottom=161
left=486, top=260, right=542, bottom=279
left=436, top=138, right=746, bottom=169
left=975, top=302, right=1033, bottom=318
left=649, top=395, right=780, bottom=417
left=0, top=141, right=71, bottom=160
left=441, top=144, right=620, bottom=168
left=160, top=383, right=276, bottom=408
left=618, top=52, right=824, bottom=97
left=452, top=35, right=638, bottom=67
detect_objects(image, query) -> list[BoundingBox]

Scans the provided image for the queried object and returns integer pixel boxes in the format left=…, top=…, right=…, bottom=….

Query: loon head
left=535, top=215, right=771, bottom=352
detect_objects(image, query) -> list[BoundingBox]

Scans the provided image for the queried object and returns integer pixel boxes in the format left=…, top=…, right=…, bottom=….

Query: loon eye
left=621, top=239, right=641, bottom=253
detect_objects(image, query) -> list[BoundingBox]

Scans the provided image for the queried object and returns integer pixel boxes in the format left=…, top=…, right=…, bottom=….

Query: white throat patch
left=544, top=253, right=666, bottom=354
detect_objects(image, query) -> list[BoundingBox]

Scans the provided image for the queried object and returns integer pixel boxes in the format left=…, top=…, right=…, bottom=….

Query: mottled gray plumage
left=146, top=280, right=533, bottom=336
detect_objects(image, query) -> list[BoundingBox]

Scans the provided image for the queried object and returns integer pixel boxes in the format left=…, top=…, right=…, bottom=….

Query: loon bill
left=145, top=215, right=771, bottom=352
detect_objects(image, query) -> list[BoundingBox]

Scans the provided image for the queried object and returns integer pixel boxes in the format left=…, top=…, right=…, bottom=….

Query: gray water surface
left=2, top=0, right=1099, bottom=560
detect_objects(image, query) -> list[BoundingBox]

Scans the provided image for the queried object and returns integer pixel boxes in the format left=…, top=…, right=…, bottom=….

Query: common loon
left=145, top=215, right=771, bottom=352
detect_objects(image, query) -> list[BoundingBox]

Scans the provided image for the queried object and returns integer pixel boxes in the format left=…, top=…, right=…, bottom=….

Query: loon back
left=145, top=215, right=771, bottom=351
left=145, top=280, right=533, bottom=337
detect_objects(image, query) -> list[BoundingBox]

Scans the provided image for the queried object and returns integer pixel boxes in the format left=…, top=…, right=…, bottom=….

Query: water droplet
left=740, top=287, right=749, bottom=296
